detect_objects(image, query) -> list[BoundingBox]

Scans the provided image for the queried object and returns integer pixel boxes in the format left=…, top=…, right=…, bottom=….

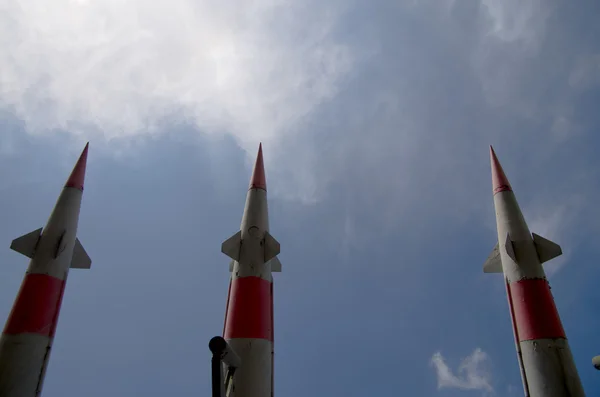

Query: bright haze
left=1, top=0, right=600, bottom=396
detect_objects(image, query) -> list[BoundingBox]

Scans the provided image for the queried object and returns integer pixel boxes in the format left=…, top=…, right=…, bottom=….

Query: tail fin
left=11, top=229, right=91, bottom=269
left=222, top=231, right=242, bottom=261
left=264, top=232, right=280, bottom=263
left=483, top=242, right=502, bottom=273
left=222, top=230, right=281, bottom=266
left=10, top=228, right=43, bottom=258
left=71, top=238, right=92, bottom=269
left=532, top=233, right=562, bottom=264
left=270, top=256, right=282, bottom=272
left=229, top=257, right=281, bottom=272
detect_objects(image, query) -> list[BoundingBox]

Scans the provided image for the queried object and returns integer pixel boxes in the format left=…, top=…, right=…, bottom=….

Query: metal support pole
left=211, top=353, right=224, bottom=397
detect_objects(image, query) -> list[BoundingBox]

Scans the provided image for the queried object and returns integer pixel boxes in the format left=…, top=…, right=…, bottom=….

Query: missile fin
left=505, top=233, right=517, bottom=263
left=54, top=231, right=66, bottom=259
left=70, top=238, right=92, bottom=269
left=10, top=228, right=43, bottom=258
left=270, top=256, right=282, bottom=272
left=222, top=231, right=242, bottom=261
left=483, top=242, right=502, bottom=273
left=264, top=231, right=280, bottom=263
left=532, top=233, right=562, bottom=264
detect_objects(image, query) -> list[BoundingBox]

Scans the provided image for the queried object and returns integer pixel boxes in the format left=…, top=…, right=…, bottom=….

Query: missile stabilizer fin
left=222, top=231, right=242, bottom=261
left=71, top=238, right=92, bottom=269
left=504, top=233, right=517, bottom=263
left=229, top=256, right=281, bottom=272
left=228, top=257, right=281, bottom=272
left=10, top=228, right=43, bottom=258
left=264, top=231, right=280, bottom=263
left=270, top=256, right=282, bottom=272
left=532, top=233, right=562, bottom=264
left=483, top=242, right=502, bottom=273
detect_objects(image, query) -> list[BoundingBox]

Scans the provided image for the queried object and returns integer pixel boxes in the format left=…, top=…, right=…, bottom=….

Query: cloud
left=1, top=0, right=597, bottom=220
left=431, top=348, right=494, bottom=394
left=480, top=0, right=549, bottom=45
left=473, top=0, right=551, bottom=112
left=0, top=0, right=355, bottom=148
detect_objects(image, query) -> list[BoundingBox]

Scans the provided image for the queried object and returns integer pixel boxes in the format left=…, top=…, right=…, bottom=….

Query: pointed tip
left=65, top=142, right=89, bottom=191
left=249, top=143, right=267, bottom=191
left=489, top=146, right=512, bottom=195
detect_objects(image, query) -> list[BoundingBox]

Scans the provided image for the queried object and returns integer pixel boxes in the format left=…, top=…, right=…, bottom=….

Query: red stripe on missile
left=271, top=282, right=274, bottom=392
left=222, top=278, right=232, bottom=337
left=505, top=278, right=522, bottom=346
left=3, top=274, right=66, bottom=337
left=224, top=276, right=272, bottom=341
left=509, top=278, right=566, bottom=341
left=270, top=282, right=274, bottom=342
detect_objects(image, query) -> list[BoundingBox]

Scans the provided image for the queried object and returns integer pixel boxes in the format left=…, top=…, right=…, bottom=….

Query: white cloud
left=480, top=0, right=549, bottom=46
left=0, top=0, right=354, bottom=151
left=431, top=348, right=494, bottom=394
left=474, top=0, right=551, bottom=112
left=1, top=0, right=595, bottom=219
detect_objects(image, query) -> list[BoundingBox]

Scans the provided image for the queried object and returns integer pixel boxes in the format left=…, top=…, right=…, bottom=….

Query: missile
left=483, top=146, right=585, bottom=397
left=221, top=143, right=281, bottom=397
left=0, top=143, right=92, bottom=397
left=593, top=356, right=600, bottom=371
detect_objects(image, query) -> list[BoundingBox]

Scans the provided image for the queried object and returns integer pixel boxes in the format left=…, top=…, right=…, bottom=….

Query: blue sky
left=1, top=0, right=600, bottom=396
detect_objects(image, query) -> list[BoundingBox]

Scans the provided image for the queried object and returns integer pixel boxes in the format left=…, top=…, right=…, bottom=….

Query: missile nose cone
left=65, top=142, right=89, bottom=191
left=490, top=145, right=512, bottom=195
left=249, top=143, right=267, bottom=191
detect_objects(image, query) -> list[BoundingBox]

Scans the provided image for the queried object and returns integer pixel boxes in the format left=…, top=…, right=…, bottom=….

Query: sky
left=0, top=0, right=600, bottom=396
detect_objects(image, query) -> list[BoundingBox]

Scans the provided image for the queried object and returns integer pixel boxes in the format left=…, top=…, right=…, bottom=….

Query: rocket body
left=221, top=144, right=281, bottom=397
left=0, top=144, right=92, bottom=397
left=484, top=147, right=584, bottom=396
